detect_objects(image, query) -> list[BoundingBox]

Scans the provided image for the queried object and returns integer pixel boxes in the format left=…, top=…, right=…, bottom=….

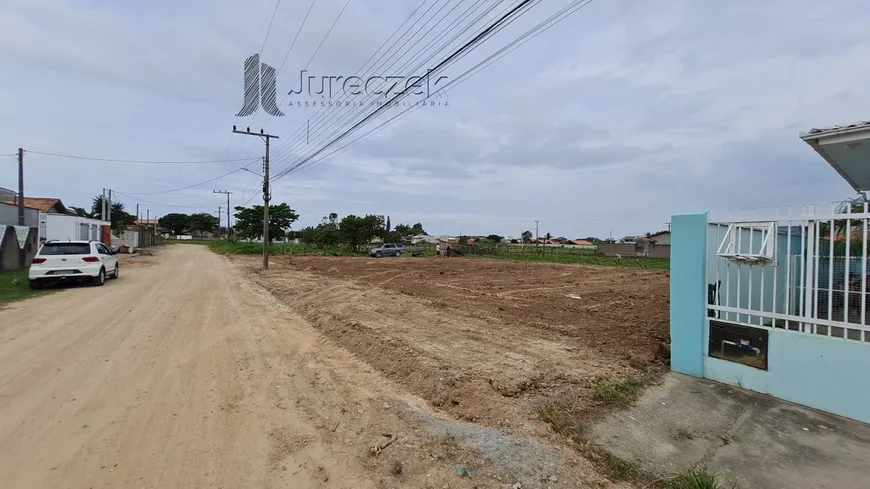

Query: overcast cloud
left=1, top=0, right=867, bottom=238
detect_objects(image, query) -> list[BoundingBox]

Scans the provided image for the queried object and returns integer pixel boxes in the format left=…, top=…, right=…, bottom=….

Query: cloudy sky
left=1, top=0, right=867, bottom=238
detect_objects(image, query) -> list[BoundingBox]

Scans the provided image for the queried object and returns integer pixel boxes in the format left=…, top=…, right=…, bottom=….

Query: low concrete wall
left=598, top=242, right=670, bottom=258
left=597, top=243, right=635, bottom=256
left=0, top=225, right=38, bottom=272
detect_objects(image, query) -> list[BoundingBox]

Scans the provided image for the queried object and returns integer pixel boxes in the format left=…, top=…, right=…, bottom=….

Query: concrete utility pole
left=213, top=190, right=233, bottom=240
left=107, top=189, right=112, bottom=228
left=17, top=148, right=25, bottom=267
left=232, top=126, right=279, bottom=270
left=101, top=188, right=107, bottom=221
left=535, top=220, right=540, bottom=247
left=217, top=206, right=222, bottom=237
left=17, top=148, right=24, bottom=226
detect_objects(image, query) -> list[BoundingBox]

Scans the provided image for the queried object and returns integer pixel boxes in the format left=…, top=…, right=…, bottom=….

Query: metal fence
left=707, top=204, right=870, bottom=343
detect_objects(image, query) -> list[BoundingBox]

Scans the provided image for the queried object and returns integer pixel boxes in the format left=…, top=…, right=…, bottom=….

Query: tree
left=819, top=197, right=868, bottom=256
left=340, top=214, right=384, bottom=251
left=312, top=213, right=340, bottom=248
left=189, top=213, right=219, bottom=234
left=485, top=234, right=504, bottom=243
left=233, top=203, right=299, bottom=242
left=459, top=235, right=469, bottom=245
left=410, top=223, right=426, bottom=235
left=393, top=223, right=412, bottom=237
left=159, top=213, right=190, bottom=235
left=521, top=230, right=533, bottom=243
left=70, top=206, right=90, bottom=217
left=90, top=195, right=136, bottom=234
left=299, top=226, right=317, bottom=245
left=386, top=216, right=391, bottom=232
left=545, top=232, right=552, bottom=240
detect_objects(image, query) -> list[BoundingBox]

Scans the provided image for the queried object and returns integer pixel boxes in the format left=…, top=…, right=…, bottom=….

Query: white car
left=28, top=240, right=120, bottom=289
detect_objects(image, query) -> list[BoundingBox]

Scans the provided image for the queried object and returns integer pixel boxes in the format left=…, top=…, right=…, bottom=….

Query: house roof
left=801, top=121, right=870, bottom=192
left=136, top=219, right=159, bottom=225
left=569, top=239, right=594, bottom=246
left=0, top=197, right=69, bottom=213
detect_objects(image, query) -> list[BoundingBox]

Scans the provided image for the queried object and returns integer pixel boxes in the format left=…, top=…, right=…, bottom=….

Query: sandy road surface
left=0, top=245, right=598, bottom=489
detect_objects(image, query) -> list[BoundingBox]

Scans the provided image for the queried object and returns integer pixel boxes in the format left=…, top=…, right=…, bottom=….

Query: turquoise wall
left=670, top=213, right=707, bottom=377
left=671, top=212, right=870, bottom=424
left=703, top=329, right=870, bottom=423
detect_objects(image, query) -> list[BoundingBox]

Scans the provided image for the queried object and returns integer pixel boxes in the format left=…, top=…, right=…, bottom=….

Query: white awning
left=801, top=121, right=870, bottom=192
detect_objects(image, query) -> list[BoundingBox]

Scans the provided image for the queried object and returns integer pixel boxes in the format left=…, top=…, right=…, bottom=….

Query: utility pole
left=17, top=148, right=25, bottom=268
left=217, top=206, right=222, bottom=237
left=136, top=204, right=140, bottom=224
left=213, top=190, right=233, bottom=240
left=101, top=188, right=107, bottom=221
left=535, top=220, right=540, bottom=248
left=232, top=126, right=279, bottom=270
left=107, top=189, right=112, bottom=225
left=17, top=148, right=24, bottom=226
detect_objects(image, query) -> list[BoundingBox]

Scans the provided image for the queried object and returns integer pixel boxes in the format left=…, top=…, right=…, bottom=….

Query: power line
left=249, top=0, right=445, bottom=168
left=25, top=150, right=260, bottom=165
left=267, top=0, right=497, bottom=169
left=117, top=160, right=260, bottom=195
left=224, top=0, right=319, bottom=162
left=277, top=0, right=597, bottom=179
left=268, top=0, right=516, bottom=174
left=271, top=0, right=537, bottom=182
left=269, top=0, right=514, bottom=175
left=259, top=0, right=283, bottom=54
left=113, top=191, right=221, bottom=210
left=232, top=0, right=350, bottom=161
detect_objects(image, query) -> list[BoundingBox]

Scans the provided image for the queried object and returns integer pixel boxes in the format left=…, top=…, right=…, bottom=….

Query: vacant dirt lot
left=2, top=246, right=671, bottom=489
left=235, top=255, right=670, bottom=443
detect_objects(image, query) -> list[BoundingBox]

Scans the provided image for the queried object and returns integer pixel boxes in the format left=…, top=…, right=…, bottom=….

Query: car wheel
left=93, top=268, right=106, bottom=286
left=29, top=280, right=43, bottom=290
left=375, top=251, right=382, bottom=258
left=395, top=251, right=401, bottom=257
left=111, top=264, right=119, bottom=279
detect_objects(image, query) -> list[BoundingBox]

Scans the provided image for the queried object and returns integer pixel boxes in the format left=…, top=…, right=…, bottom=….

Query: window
left=40, top=243, right=91, bottom=255
left=96, top=243, right=110, bottom=255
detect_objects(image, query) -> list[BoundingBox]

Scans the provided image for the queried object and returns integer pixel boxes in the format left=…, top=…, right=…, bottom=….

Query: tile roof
left=0, top=197, right=66, bottom=213
left=801, top=121, right=870, bottom=138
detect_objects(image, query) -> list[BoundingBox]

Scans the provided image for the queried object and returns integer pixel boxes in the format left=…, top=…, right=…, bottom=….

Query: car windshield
left=40, top=243, right=91, bottom=255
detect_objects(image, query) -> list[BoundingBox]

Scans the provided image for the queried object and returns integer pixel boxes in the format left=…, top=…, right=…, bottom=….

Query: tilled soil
left=238, top=255, right=670, bottom=440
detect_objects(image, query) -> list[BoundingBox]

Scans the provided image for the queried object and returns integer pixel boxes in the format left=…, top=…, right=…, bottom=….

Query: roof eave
left=800, top=127, right=870, bottom=193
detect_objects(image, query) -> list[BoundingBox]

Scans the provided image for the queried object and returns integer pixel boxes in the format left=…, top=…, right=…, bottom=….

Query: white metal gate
left=708, top=203, right=870, bottom=343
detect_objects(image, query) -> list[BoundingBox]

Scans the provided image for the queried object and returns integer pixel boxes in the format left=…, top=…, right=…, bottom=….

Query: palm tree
left=818, top=196, right=868, bottom=256
left=70, top=206, right=90, bottom=217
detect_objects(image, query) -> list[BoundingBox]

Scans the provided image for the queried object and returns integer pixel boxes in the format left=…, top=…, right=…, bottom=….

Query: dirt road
left=0, top=245, right=600, bottom=489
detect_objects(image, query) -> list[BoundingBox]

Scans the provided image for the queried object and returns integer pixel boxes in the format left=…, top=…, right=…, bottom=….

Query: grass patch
left=603, top=454, right=640, bottom=481
left=208, top=240, right=365, bottom=257
left=593, top=377, right=645, bottom=407
left=475, top=252, right=670, bottom=270
left=0, top=269, right=45, bottom=305
left=673, top=428, right=696, bottom=441
left=663, top=469, right=734, bottom=489
left=538, top=402, right=580, bottom=438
